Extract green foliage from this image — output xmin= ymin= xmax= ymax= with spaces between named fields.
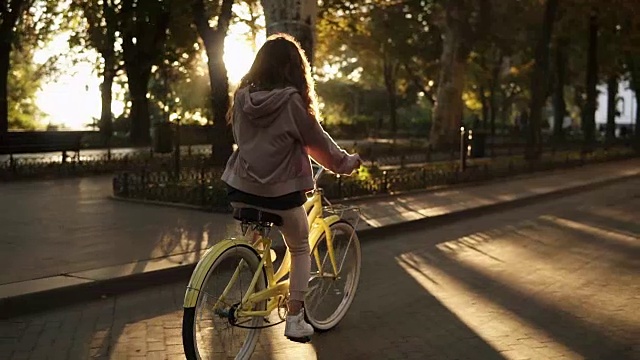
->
xmin=147 ymin=1 xmax=205 ymax=125
xmin=7 ymin=48 xmax=43 ymax=130
xmin=315 ymin=0 xmax=439 ymax=137
xmin=3 ymin=0 xmax=639 ymax=149
xmin=4 ymin=0 xmax=66 ymax=131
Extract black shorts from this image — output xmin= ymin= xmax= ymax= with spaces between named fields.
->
xmin=226 ymin=185 xmax=306 ymax=211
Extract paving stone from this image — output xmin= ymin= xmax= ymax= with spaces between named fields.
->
xmin=1 ymin=173 xmax=638 ymax=359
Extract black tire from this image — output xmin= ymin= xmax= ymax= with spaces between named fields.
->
xmin=182 ymin=245 xmax=266 ymax=359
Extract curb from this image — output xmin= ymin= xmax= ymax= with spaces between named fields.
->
xmin=1 ymin=172 xmax=638 ymax=319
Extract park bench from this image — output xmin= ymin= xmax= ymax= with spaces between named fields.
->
xmin=0 ymin=131 xmax=95 ymax=162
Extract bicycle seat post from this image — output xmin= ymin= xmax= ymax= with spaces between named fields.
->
xmin=255 ymin=223 xmax=272 ymax=239
xmin=241 ymin=221 xmax=272 ymax=239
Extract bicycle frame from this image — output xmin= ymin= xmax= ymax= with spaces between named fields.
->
xmin=216 ymin=187 xmax=342 ymax=319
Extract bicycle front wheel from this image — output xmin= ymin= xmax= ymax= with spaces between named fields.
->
xmin=183 ymin=245 xmax=266 ymax=360
xmin=305 ymin=220 xmax=362 ymax=331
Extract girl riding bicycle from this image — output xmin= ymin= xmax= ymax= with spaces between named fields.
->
xmin=221 ymin=33 xmax=361 ymax=341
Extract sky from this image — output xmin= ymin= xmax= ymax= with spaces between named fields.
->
xmin=33 ymin=22 xmax=265 ymax=130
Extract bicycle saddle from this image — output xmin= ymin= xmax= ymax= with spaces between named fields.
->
xmin=232 ymin=207 xmax=284 ymax=226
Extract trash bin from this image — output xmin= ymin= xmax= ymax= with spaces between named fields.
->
xmin=470 ymin=130 xmax=487 ymax=158
xmin=153 ymin=122 xmax=174 ymax=154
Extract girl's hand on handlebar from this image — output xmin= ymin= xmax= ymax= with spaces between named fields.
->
xmin=348 ymin=153 xmax=362 ymax=174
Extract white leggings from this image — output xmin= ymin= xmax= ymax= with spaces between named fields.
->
xmin=231 ymin=202 xmax=310 ymax=302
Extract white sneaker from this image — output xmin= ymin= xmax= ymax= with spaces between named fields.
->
xmin=284 ymin=309 xmax=314 ymax=341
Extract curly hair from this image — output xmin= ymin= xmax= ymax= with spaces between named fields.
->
xmin=228 ymin=33 xmax=319 ymax=124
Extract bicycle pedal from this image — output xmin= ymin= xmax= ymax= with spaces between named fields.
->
xmin=286 ymin=336 xmax=311 ymax=344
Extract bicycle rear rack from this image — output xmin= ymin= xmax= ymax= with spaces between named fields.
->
xmin=322 ymin=203 xmax=361 ymax=229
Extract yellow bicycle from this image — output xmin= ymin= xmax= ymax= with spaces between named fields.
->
xmin=182 ymin=166 xmax=362 ymax=359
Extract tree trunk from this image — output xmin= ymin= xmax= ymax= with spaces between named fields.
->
xmin=635 ymin=92 xmax=640 ymax=149
xmin=383 ymin=56 xmax=398 ymax=139
xmin=262 ymin=0 xmax=317 ymax=64
xmin=631 ymin=80 xmax=640 ymax=150
xmin=526 ymin=0 xmax=559 ymax=159
xmin=206 ymin=38 xmax=233 ymax=165
xmin=605 ymin=75 xmax=617 ymax=144
xmin=489 ymin=84 xmax=497 ymax=135
xmin=500 ymin=87 xmax=511 ymax=126
xmin=0 ymin=0 xmax=28 ymax=134
xmin=0 ymin=41 xmax=10 ymax=134
xmin=553 ymin=38 xmax=567 ymax=142
xmin=121 ymin=0 xmax=169 ymax=146
xmin=583 ymin=11 xmax=598 ymax=151
xmin=127 ymin=67 xmax=152 ymax=146
xmin=99 ymin=55 xmax=115 ymax=139
xmin=403 ymin=61 xmax=436 ymax=105
xmin=430 ymin=0 xmax=490 ymax=150
xmin=479 ymin=85 xmax=489 ymax=125
xmin=489 ymin=57 xmax=501 ymax=136
xmin=626 ymin=56 xmax=640 ymax=150
xmin=430 ymin=1 xmax=469 ymax=150
xmin=192 ymin=0 xmax=234 ymax=165
xmin=98 ymin=0 xmax=117 ymax=141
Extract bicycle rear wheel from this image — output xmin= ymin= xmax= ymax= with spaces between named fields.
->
xmin=183 ymin=245 xmax=266 ymax=360
xmin=305 ymin=220 xmax=361 ymax=331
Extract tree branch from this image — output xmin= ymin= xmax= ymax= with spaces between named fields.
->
xmin=402 ymin=60 xmax=436 ymax=104
xmin=191 ymin=0 xmax=215 ymax=44
xmin=1 ymin=0 xmax=26 ymax=41
xmin=217 ymin=0 xmax=234 ymax=36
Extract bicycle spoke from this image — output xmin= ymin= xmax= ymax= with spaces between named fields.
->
xmin=336 ymin=232 xmax=355 ymax=274
xmin=305 ymin=221 xmax=361 ymax=331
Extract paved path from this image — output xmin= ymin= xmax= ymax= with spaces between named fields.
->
xmin=0 ymin=159 xmax=638 ymax=300
xmin=1 ymin=176 xmax=638 ymax=359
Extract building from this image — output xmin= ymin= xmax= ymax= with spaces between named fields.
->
xmin=595 ymin=79 xmax=637 ymax=136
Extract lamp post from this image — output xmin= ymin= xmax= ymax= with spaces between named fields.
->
xmin=460 ymin=126 xmax=467 ymax=171
xmin=174 ymin=115 xmax=181 ymax=176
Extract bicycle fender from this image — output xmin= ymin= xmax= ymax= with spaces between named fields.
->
xmin=183 ymin=238 xmax=250 ymax=308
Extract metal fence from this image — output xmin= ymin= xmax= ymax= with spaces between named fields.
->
xmin=0 ymin=147 xmax=211 ymax=181
xmin=112 ymin=145 xmax=638 ymax=212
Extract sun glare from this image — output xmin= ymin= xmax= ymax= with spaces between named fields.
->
xmin=223 ymin=28 xmax=265 ymax=85
xmin=33 ymin=23 xmax=264 ymax=131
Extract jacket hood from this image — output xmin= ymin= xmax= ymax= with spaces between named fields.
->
xmin=237 ymin=86 xmax=299 ymax=127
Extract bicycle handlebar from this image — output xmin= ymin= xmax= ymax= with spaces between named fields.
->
xmin=312 ymin=158 xmax=361 ymax=184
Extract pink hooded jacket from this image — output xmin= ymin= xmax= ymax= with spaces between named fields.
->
xmin=221 ymin=86 xmax=358 ymax=197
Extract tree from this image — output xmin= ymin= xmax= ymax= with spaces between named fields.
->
xmin=7 ymin=47 xmax=43 ymax=130
xmin=551 ymin=36 xmax=568 ymax=141
xmin=630 ymin=58 xmax=640 ymax=148
xmin=619 ymin=4 xmax=640 ymax=148
xmin=69 ymin=0 xmax=119 ymax=141
xmin=318 ymin=2 xmax=403 ymax=138
xmin=526 ymin=0 xmax=559 ymax=159
xmin=597 ymin=8 xmax=627 ymax=145
xmin=191 ymin=0 xmax=234 ymax=165
xmin=120 ymin=0 xmax=170 ymax=146
xmin=1 ymin=0 xmax=31 ymax=133
xmin=315 ymin=0 xmax=439 ymax=138
xmin=2 ymin=0 xmax=62 ymax=133
xmin=581 ymin=10 xmax=598 ymax=151
xmin=429 ymin=0 xmax=490 ymax=150
xmin=467 ymin=0 xmax=537 ymax=136
xmin=148 ymin=0 xmax=202 ymax=124
xmin=370 ymin=2 xmax=438 ymax=139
